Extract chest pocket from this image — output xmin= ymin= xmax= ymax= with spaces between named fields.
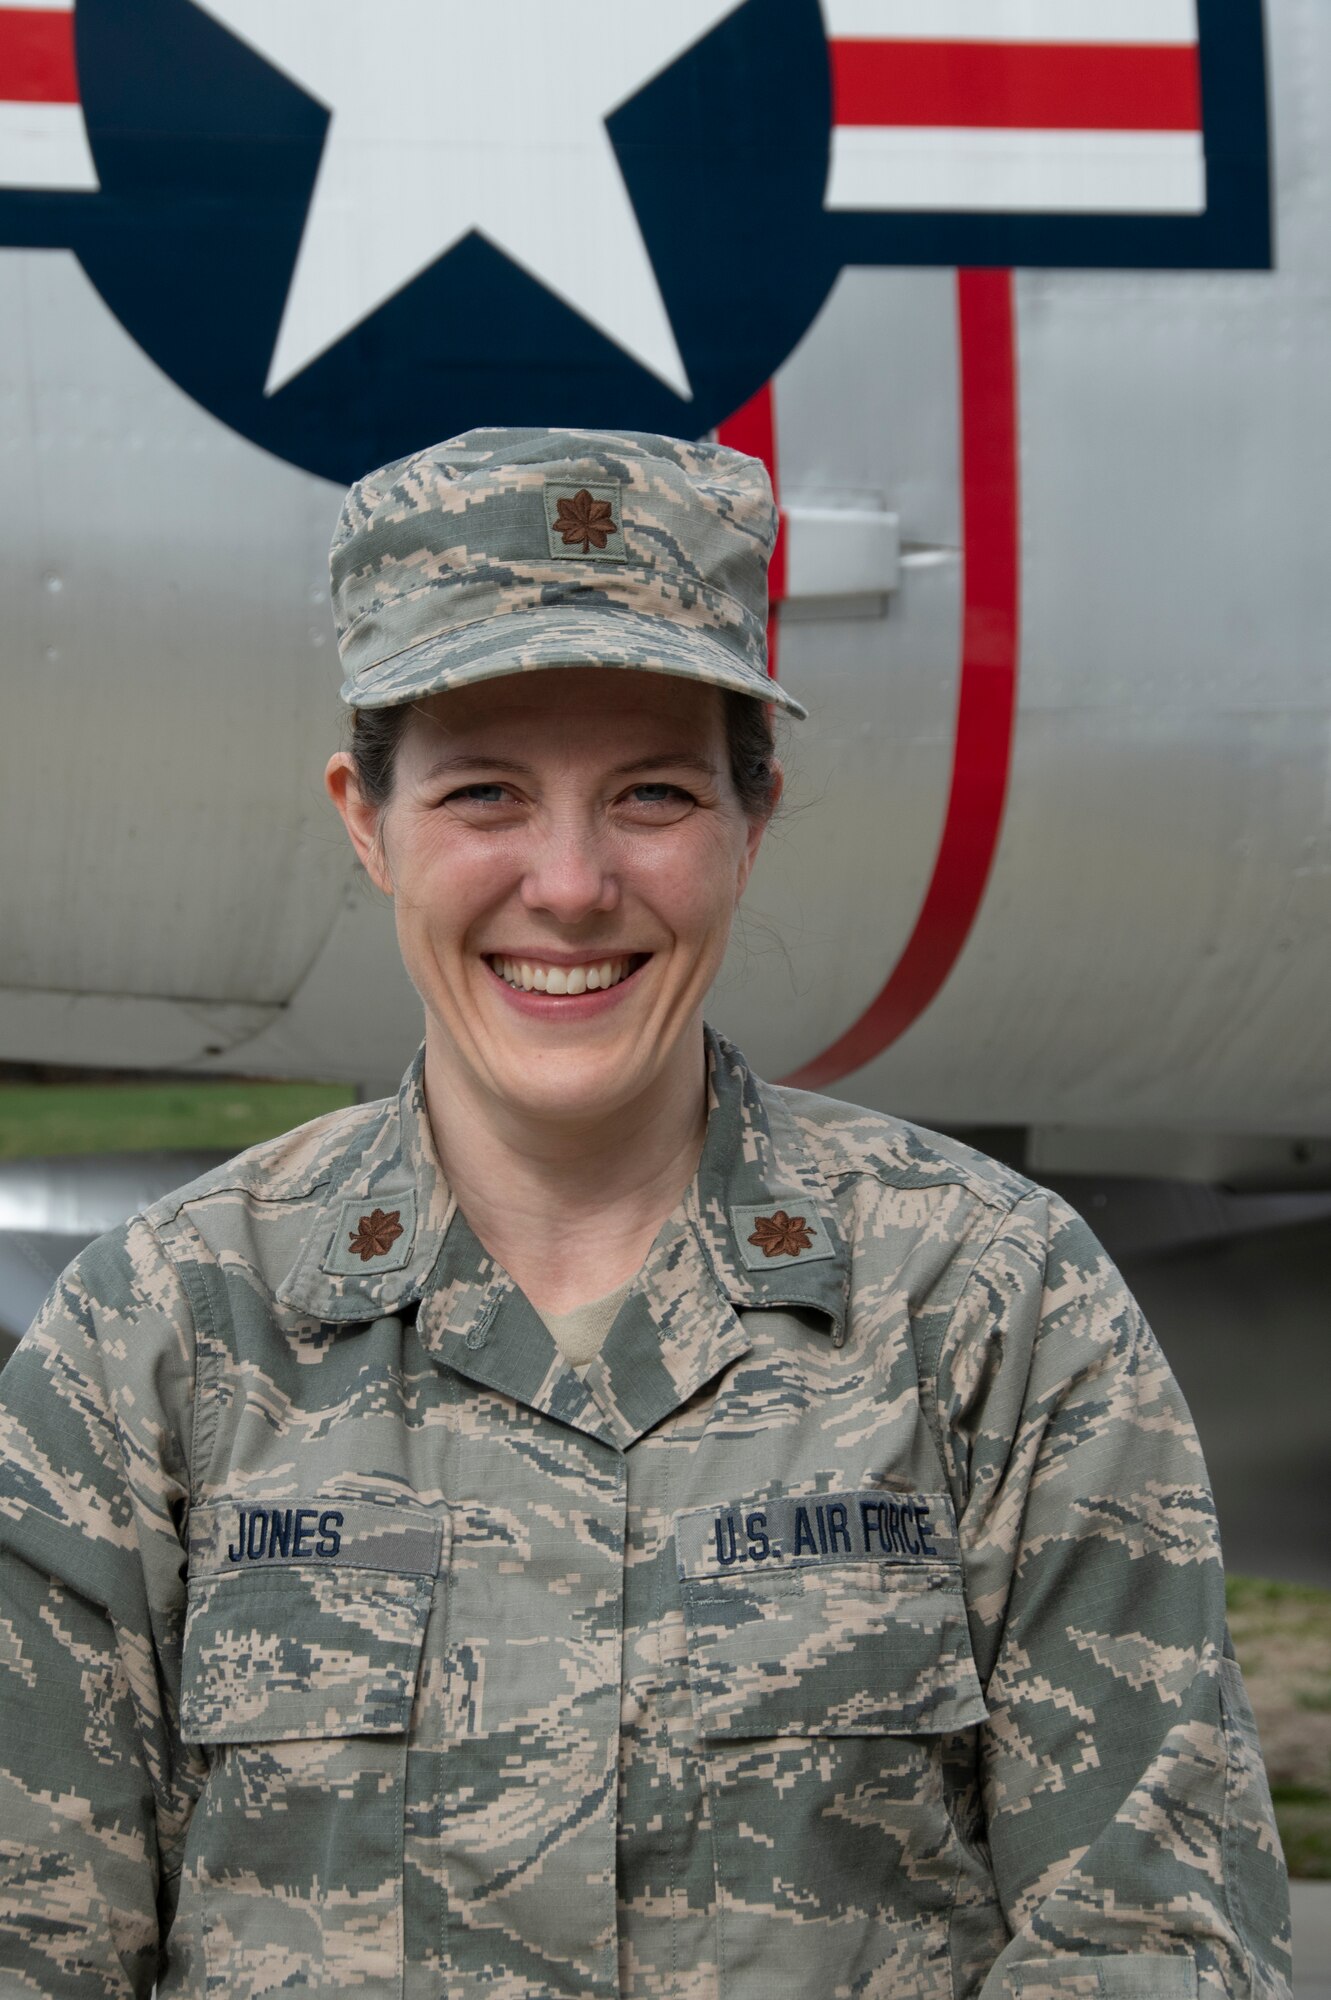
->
xmin=676 ymin=1488 xmax=987 ymax=2000
xmin=677 ymin=1486 xmax=986 ymax=1738
xmin=177 ymin=1499 xmax=445 ymax=2000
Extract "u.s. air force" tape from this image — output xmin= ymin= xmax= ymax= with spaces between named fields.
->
xmin=675 ymin=1489 xmax=959 ymax=1581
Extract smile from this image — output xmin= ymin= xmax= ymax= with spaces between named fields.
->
xmin=484 ymin=954 xmax=648 ymax=995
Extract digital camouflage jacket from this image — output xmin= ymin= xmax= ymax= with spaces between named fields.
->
xmin=0 ymin=1031 xmax=1292 ymax=2000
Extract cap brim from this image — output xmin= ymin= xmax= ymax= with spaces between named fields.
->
xmin=340 ymin=602 xmax=807 ymax=720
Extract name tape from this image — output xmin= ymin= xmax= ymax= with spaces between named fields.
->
xmin=189 ymin=1499 xmax=443 ymax=1578
xmin=676 ymin=1489 xmax=958 ymax=1581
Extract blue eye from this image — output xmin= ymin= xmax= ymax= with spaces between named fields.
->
xmin=449 ymin=784 xmax=508 ymax=804
xmin=630 ymin=783 xmax=689 ymax=804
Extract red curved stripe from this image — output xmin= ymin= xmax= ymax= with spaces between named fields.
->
xmin=780 ymin=267 xmax=1019 ymax=1092
xmin=715 ymin=380 xmax=786 ymax=679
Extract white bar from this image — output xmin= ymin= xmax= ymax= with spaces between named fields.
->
xmin=0 ymin=0 xmax=77 ymax=11
xmin=822 ymin=0 xmax=1197 ymax=45
xmin=827 ymin=126 xmax=1205 ymax=214
xmin=784 ymin=505 xmax=900 ymax=600
xmin=0 ymin=100 xmax=98 ymax=190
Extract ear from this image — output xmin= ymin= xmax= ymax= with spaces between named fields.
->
xmin=325 ymin=752 xmax=393 ymax=896
xmin=735 ymin=760 xmax=783 ymax=899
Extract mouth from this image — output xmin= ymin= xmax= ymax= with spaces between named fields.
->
xmin=483 ymin=952 xmax=650 ymax=997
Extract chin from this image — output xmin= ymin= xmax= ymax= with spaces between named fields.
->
xmin=492 ymin=1055 xmax=647 ymax=1123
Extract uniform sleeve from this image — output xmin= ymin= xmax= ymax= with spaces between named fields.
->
xmin=0 ymin=1217 xmax=201 ymax=1998
xmin=936 ymin=1191 xmax=1293 ymax=2000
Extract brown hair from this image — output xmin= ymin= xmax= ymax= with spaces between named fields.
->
xmin=348 ymin=682 xmax=780 ymax=822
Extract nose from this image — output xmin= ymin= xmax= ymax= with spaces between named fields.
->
xmin=518 ymin=812 xmax=619 ymax=925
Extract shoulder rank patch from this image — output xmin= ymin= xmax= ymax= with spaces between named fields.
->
xmin=675 ymin=1488 xmax=958 ymax=1580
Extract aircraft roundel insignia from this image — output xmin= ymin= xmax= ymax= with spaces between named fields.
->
xmin=73 ymin=0 xmax=840 ymax=483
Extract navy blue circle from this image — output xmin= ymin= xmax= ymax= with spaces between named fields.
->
xmin=74 ymin=0 xmax=838 ymax=484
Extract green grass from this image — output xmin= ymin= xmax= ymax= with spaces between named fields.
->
xmin=1228 ymin=1575 xmax=1331 ymax=1612
xmin=1227 ymin=1574 xmax=1331 ymax=1879
xmin=0 ymin=1081 xmax=357 ymax=1160
xmin=1271 ymin=1800 xmax=1331 ymax=1880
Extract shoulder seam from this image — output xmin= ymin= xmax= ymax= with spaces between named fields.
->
xmin=825 ymin=1159 xmax=1032 ymax=1218
xmin=770 ymin=1083 xmax=1035 ymax=1216
xmin=930 ymin=1187 xmax=1053 ymax=1380
xmin=919 ymin=1189 xmax=1053 ymax=1492
xmin=139 ymin=1209 xmax=214 ymax=1509
xmin=150 ymin=1174 xmax=337 ymax=1227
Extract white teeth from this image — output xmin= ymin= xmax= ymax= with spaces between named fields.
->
xmin=490 ymin=955 xmax=637 ymax=993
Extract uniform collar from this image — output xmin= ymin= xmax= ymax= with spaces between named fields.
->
xmin=275 ymin=1050 xmax=457 ymax=1325
xmin=278 ymin=1029 xmax=849 ymax=1447
xmin=686 ymin=1026 xmax=850 ymax=1346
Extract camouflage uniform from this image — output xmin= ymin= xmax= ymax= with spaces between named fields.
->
xmin=0 ymin=1030 xmax=1291 ymax=1999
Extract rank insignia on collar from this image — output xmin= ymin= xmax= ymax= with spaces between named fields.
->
xmin=730 ymin=1199 xmax=836 ymax=1272
xmin=320 ymin=1191 xmax=419 ymax=1278
xmin=747 ymin=1210 xmax=814 ymax=1259
xmin=348 ymin=1207 xmax=404 ymax=1262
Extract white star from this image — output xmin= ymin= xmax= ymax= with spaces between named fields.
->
xmin=187 ymin=0 xmax=747 ymax=398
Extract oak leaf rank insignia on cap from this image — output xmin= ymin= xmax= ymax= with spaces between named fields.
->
xmin=547 ymin=483 xmax=622 ymax=557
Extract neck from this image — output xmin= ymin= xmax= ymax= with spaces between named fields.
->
xmin=421 ymin=1024 xmax=708 ymax=1315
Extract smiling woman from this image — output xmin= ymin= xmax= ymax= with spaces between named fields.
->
xmin=0 ymin=428 xmax=1292 ymax=2000
xmin=325 ymin=665 xmax=778 ymax=1310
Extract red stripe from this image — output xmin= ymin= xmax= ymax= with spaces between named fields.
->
xmin=831 ymin=39 xmax=1200 ymax=132
xmin=0 ymin=8 xmax=79 ymax=104
xmin=780 ymin=268 xmax=1019 ymax=1092
xmin=716 ymin=382 xmax=786 ymax=681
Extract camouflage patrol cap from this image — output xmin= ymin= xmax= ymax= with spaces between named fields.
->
xmin=330 ymin=427 xmax=807 ymax=719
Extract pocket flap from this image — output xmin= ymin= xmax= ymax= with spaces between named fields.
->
xmin=181 ymin=1501 xmax=444 ymax=1745
xmin=1004 ymin=1955 xmax=1198 ymax=1999
xmin=678 ymin=1489 xmax=987 ymax=1739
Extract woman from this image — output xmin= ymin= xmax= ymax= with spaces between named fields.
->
xmin=0 ymin=429 xmax=1291 ymax=1999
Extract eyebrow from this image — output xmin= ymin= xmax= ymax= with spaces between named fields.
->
xmin=611 ymin=752 xmax=720 ymax=778
xmin=421 ymin=750 xmax=721 ymax=780
xmin=422 ymin=754 xmax=531 ymax=778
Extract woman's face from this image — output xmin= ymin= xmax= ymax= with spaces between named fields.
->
xmin=328 ymin=667 xmax=773 ymax=1132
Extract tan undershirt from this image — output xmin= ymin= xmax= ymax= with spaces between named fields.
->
xmin=536 ymin=1279 xmax=634 ymax=1369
